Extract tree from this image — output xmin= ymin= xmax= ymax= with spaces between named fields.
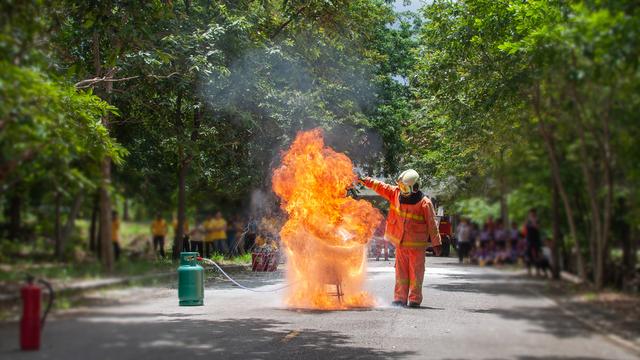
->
xmin=1 ymin=1 xmax=122 ymax=261
xmin=112 ymin=0 xmax=410 ymax=259
xmin=411 ymin=0 xmax=640 ymax=287
xmin=55 ymin=0 xmax=166 ymax=268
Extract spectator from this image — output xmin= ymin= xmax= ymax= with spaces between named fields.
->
xmin=204 ymin=211 xmax=228 ymax=257
xmin=494 ymin=219 xmax=508 ymax=264
xmin=494 ymin=219 xmax=507 ymax=250
xmin=456 ymin=218 xmax=472 ymax=264
xmin=509 ymin=221 xmax=520 ymax=262
xmin=486 ymin=215 xmax=496 ymax=235
xmin=111 ymin=210 xmax=121 ymax=261
xmin=189 ymin=221 xmax=205 ymax=256
xmin=525 ymin=208 xmax=542 ymax=276
xmin=478 ymin=223 xmax=492 ymax=265
xmin=172 ymin=214 xmax=190 ymax=253
xmin=469 ymin=222 xmax=480 ymax=263
xmin=151 ymin=214 xmax=168 ymax=258
xmin=538 ymin=237 xmax=553 ymax=278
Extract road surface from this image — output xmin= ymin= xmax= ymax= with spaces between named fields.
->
xmin=1 ymin=257 xmax=637 ymax=360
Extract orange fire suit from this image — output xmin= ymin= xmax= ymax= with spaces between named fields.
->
xmin=362 ymin=178 xmax=441 ymax=304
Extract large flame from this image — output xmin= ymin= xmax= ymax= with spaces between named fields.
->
xmin=272 ymin=128 xmax=382 ymax=310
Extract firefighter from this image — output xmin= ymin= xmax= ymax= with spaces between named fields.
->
xmin=360 ymin=169 xmax=441 ymax=308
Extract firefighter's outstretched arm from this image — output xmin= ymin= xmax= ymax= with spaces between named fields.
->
xmin=360 ymin=177 xmax=397 ymax=203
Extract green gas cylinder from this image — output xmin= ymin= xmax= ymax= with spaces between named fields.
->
xmin=178 ymin=252 xmax=204 ymax=306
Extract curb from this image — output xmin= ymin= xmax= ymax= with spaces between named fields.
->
xmin=0 ymin=263 xmax=250 ymax=306
xmin=0 ymin=272 xmax=174 ymax=306
xmin=526 ymin=286 xmax=640 ymax=357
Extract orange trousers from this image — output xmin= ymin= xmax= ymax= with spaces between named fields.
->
xmin=394 ymin=247 xmax=426 ymax=304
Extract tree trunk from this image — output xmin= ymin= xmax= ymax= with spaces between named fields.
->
xmin=595 ymin=241 xmax=605 ymax=288
xmin=176 ymin=158 xmax=188 ymax=259
xmin=173 ymin=92 xmax=184 ymax=260
xmin=60 ymin=193 xmax=84 ymax=259
xmin=54 ymin=191 xmax=62 ymax=258
xmin=97 ymin=72 xmax=114 ymax=271
xmin=123 ymin=198 xmax=130 ymax=221
xmin=99 ymin=156 xmax=113 ymax=270
xmin=599 ymin=106 xmax=614 ymax=289
xmin=539 ymin=122 xmax=585 ymax=279
xmin=620 ymin=193 xmax=636 ymax=290
xmin=551 ymin=178 xmax=562 ymax=280
xmin=629 ymin=224 xmax=638 ymax=291
xmin=89 ymin=191 xmax=99 ymax=252
xmin=575 ymin=120 xmax=604 ymax=287
xmin=620 ymin=208 xmax=631 ymax=280
xmin=499 ymin=182 xmax=508 ymax=226
xmin=568 ymin=76 xmax=616 ymax=289
xmin=6 ymin=192 xmax=22 ymax=241
xmin=499 ymin=150 xmax=508 ymax=225
xmin=531 ymin=82 xmax=585 ymax=279
xmin=92 ymin=27 xmax=117 ymax=270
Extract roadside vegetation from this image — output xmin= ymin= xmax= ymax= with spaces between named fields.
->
xmin=1 ymin=0 xmax=638 ymax=293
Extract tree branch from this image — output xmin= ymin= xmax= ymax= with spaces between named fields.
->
xmin=75 ymin=72 xmax=180 ymax=89
xmin=75 ymin=75 xmax=140 ymax=89
xmin=271 ymin=5 xmax=309 ymax=39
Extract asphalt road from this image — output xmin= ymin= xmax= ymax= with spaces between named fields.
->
xmin=1 ymin=257 xmax=637 ymax=360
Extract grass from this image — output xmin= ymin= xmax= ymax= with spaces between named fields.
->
xmin=0 ymin=219 xmax=179 ymax=283
xmin=209 ymin=252 xmax=252 ymax=265
xmin=0 ymin=258 xmax=175 ymax=283
xmin=76 ymin=219 xmax=158 ymax=247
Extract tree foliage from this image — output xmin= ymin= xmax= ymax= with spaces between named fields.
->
xmin=410 ymin=0 xmax=640 ymax=287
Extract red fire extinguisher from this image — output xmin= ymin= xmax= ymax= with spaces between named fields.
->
xmin=20 ymin=275 xmax=54 ymax=351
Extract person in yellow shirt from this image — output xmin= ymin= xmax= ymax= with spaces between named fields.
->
xmin=151 ymin=214 xmax=168 ymax=258
xmin=204 ymin=211 xmax=228 ymax=258
xmin=111 ymin=211 xmax=121 ymax=261
xmin=172 ymin=216 xmax=189 ymax=234
xmin=172 ymin=215 xmax=190 ymax=252
xmin=189 ymin=220 xmax=205 ymax=256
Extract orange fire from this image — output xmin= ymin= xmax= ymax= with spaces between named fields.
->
xmin=272 ymin=128 xmax=382 ymax=310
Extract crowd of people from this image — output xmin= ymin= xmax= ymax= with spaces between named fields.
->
xmin=455 ymin=208 xmax=552 ymax=276
xmin=185 ymin=211 xmax=282 ymax=258
xmin=109 ymin=209 xmax=282 ymax=261
xmin=108 ymin=204 xmax=551 ymax=278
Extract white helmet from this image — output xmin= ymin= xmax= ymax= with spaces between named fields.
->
xmin=397 ymin=169 xmax=420 ymax=195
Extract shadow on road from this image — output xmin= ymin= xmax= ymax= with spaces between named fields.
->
xmin=443 ymin=357 xmax=613 ymax=360
xmin=439 ymin=271 xmax=528 ymax=282
xmin=467 ymin=307 xmax=592 ymax=339
xmin=408 ymin=306 xmax=445 ymax=310
xmin=517 ymin=357 xmax=616 ymax=360
xmin=428 ymin=281 xmax=540 ymax=298
xmin=427 ymin=268 xmax=546 ymax=299
xmin=2 ymin=314 xmax=416 ymax=360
